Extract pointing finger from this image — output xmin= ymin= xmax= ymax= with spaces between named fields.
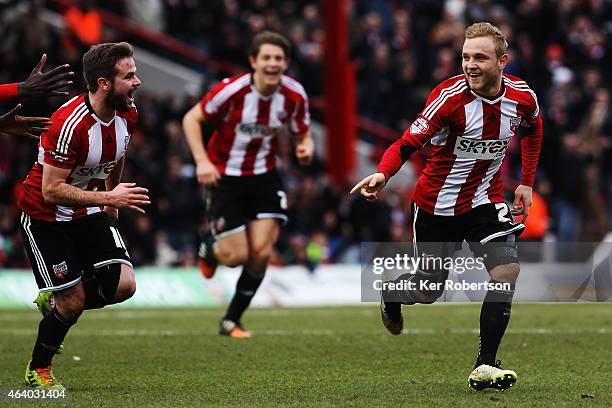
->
xmin=33 ymin=54 xmax=47 ymax=74
xmin=350 ymin=179 xmax=367 ymax=195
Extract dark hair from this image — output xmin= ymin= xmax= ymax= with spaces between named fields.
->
xmin=83 ymin=42 xmax=134 ymax=92
xmin=248 ymin=31 xmax=291 ymax=59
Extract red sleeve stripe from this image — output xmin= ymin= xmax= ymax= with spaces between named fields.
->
xmin=57 ymin=102 xmax=87 ymax=154
xmin=422 ymin=80 xmax=467 ymax=120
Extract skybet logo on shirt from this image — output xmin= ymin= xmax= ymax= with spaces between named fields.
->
xmin=236 ymin=123 xmax=280 ymax=138
xmin=453 ymin=136 xmax=510 ymax=160
xmin=71 ymin=161 xmax=118 ymax=180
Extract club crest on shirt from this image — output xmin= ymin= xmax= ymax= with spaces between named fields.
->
xmin=509 ymin=116 xmax=522 ymax=134
xmin=410 ymin=117 xmax=429 ymax=135
xmin=52 ymin=261 xmax=68 ymax=279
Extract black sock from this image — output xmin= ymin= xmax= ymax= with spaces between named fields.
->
xmin=82 ymin=274 xmax=106 ymax=310
xmin=477 ymin=281 xmax=515 ymax=366
xmin=224 ymin=266 xmax=264 ymax=323
xmin=31 ymin=308 xmax=74 ymax=369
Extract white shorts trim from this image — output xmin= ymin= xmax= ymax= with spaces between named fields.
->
xmin=21 ymin=213 xmax=54 ymax=288
xmin=93 ymin=259 xmax=133 ymax=269
xmin=256 ymin=213 xmax=288 ymax=224
xmin=480 ymin=223 xmax=525 ymax=244
xmin=39 ymin=276 xmax=82 ymax=293
xmin=213 ymin=225 xmax=246 ymax=240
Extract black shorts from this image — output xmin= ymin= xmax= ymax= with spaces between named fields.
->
xmin=20 ymin=212 xmax=131 ymax=292
xmin=412 ymin=202 xmax=525 ymax=260
xmin=207 ymin=171 xmax=288 ymax=238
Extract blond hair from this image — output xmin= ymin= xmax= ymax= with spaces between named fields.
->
xmin=465 ymin=22 xmax=508 ymax=57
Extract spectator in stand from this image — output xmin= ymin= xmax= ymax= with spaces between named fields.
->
xmin=63 ymin=0 xmax=102 ymax=52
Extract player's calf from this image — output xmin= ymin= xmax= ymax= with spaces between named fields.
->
xmin=54 ymin=284 xmax=85 ymax=322
xmin=33 ymin=292 xmax=65 ymax=355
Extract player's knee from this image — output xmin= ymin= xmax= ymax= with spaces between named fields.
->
xmin=96 ymin=262 xmax=123 ymax=303
xmin=480 ymin=234 xmax=520 ymax=282
xmin=219 ymin=247 xmax=248 ymax=267
xmin=114 ymin=267 xmax=136 ymax=302
xmin=490 ymin=263 xmax=520 ymax=284
xmin=215 ymin=244 xmax=248 ymax=268
xmin=249 ymin=243 xmax=273 ymax=266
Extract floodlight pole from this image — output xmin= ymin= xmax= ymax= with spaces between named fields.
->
xmin=323 ymin=0 xmax=356 ymax=186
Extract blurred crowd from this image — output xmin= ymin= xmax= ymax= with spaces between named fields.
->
xmin=0 ymin=0 xmax=610 ymax=269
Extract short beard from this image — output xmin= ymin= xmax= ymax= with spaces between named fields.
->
xmin=107 ymin=85 xmax=131 ymax=112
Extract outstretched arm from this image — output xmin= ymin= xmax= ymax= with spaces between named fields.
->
xmin=350 ymin=140 xmax=416 ymax=200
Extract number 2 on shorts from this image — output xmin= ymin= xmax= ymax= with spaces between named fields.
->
xmin=277 ymin=191 xmax=288 ymax=210
xmin=495 ymin=203 xmax=512 ymax=223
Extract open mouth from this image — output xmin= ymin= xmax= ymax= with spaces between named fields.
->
xmin=467 ymin=72 xmax=482 ymax=79
xmin=263 ymin=69 xmax=280 ymax=79
xmin=127 ymin=89 xmax=135 ymax=102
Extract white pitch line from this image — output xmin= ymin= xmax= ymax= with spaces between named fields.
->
xmin=0 ymin=327 xmax=611 ymax=337
xmin=0 ymin=328 xmax=335 ymax=337
xmin=0 ymin=308 xmax=379 ymax=321
xmin=403 ymin=327 xmax=612 ymax=334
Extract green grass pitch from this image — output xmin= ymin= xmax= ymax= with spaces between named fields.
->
xmin=0 ymin=304 xmax=611 ymax=407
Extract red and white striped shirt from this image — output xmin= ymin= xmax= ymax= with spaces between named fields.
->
xmin=18 ymin=94 xmax=137 ymax=221
xmin=200 ymin=73 xmax=310 ymax=176
xmin=378 ymin=74 xmax=543 ymax=216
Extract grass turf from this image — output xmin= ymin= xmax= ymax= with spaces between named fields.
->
xmin=0 ymin=303 xmax=611 ymax=407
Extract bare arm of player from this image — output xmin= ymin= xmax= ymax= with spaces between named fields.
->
xmin=103 ymin=156 xmax=126 ymax=222
xmin=349 ymin=173 xmax=387 ymax=201
xmin=294 ymin=130 xmax=314 ymax=165
xmin=42 ymin=163 xmax=150 ymax=213
xmin=182 ymin=102 xmax=221 ymax=186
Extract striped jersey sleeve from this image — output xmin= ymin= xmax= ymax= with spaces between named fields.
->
xmin=41 ymin=99 xmax=87 ymax=169
xmin=200 ymin=74 xmax=250 ymax=122
xmin=377 ymin=76 xmax=465 ymax=180
xmin=403 ymin=75 xmax=466 ymax=148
